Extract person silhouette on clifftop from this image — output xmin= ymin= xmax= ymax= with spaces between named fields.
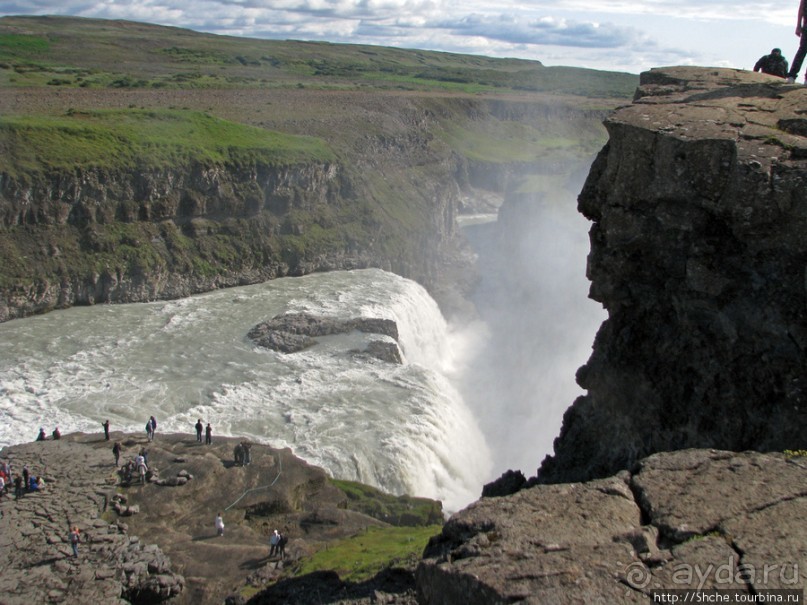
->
xmin=787 ymin=0 xmax=807 ymax=83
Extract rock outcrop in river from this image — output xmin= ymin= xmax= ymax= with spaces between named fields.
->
xmin=247 ymin=312 xmax=401 ymax=362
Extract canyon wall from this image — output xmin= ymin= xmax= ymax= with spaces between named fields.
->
xmin=0 ymin=94 xmax=608 ymax=322
xmin=539 ymin=67 xmax=807 ymax=483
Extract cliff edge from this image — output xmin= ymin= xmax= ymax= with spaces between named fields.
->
xmin=418 ymin=448 xmax=807 ymax=603
xmin=540 ymin=67 xmax=807 ymax=483
xmin=0 ymin=431 xmax=439 ymax=605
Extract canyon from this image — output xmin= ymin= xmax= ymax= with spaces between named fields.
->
xmin=3 ymin=15 xmax=806 ymax=604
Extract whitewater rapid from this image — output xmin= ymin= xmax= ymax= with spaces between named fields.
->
xmin=0 ymin=269 xmax=491 ymax=511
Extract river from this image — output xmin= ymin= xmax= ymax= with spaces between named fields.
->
xmin=0 ymin=191 xmax=604 ymax=511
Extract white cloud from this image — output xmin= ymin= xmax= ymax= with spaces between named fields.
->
xmin=0 ymin=0 xmax=798 ymax=73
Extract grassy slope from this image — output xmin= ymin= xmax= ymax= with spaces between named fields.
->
xmin=0 ymin=108 xmax=334 ymax=177
xmin=0 ymin=15 xmax=637 ymax=96
xmin=0 ymin=15 xmax=636 ymax=184
xmin=291 ymin=524 xmax=443 ymax=583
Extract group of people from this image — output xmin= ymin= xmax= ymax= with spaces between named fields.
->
xmin=0 ymin=460 xmax=45 ymax=500
xmin=106 ymin=416 xmax=216 ymax=474
xmin=212 ymin=516 xmax=287 ymax=559
xmin=35 ymin=427 xmax=61 ymax=441
xmin=754 ymin=0 xmax=807 ymax=84
xmin=115 ymin=445 xmax=151 ymax=484
xmin=34 ymin=416 xmax=216 ymax=453
xmin=145 ymin=416 xmax=157 ymax=441
xmin=2 ymin=455 xmax=81 ymax=558
xmin=121 ymin=416 xmax=214 ymax=444
xmin=268 ymin=528 xmax=288 ymax=559
xmin=194 ymin=419 xmax=213 ymax=445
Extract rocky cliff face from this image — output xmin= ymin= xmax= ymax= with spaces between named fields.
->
xmin=0 ymin=158 xmax=442 ymax=321
xmin=0 ymin=89 xmax=610 ymax=322
xmin=540 ymin=67 xmax=807 ymax=483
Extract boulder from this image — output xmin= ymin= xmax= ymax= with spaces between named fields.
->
xmin=247 ymin=312 xmax=399 ymax=354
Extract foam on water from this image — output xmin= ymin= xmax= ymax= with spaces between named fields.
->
xmin=0 ymin=268 xmax=490 ymax=511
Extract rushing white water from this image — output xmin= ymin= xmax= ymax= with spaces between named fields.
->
xmin=0 ymin=268 xmax=491 ymax=511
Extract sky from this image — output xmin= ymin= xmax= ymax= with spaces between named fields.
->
xmin=0 ymin=0 xmax=802 ymax=75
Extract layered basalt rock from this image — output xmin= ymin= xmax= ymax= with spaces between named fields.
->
xmin=417 ymin=449 xmax=807 ymax=603
xmin=540 ymin=67 xmax=807 ymax=483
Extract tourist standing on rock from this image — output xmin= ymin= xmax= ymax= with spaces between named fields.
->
xmin=215 ymin=512 xmax=225 ymax=537
xmin=113 ymin=442 xmax=122 ymax=466
xmin=269 ymin=529 xmax=280 ymax=556
xmin=135 ymin=452 xmax=148 ymax=484
xmin=205 ymin=423 xmax=212 ymax=445
xmin=146 ymin=416 xmax=157 ymax=441
xmin=22 ymin=465 xmax=29 ymax=490
xmin=103 ymin=419 xmax=110 ymax=441
xmin=277 ymin=532 xmax=287 ymax=559
xmin=787 ymin=0 xmax=807 ymax=83
xmin=69 ymin=526 xmax=80 ymax=558
xmin=14 ymin=474 xmax=23 ymax=499
xmin=195 ymin=419 xmax=203 ymax=442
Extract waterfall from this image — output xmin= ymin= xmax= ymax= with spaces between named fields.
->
xmin=0 ymin=268 xmax=491 ymax=511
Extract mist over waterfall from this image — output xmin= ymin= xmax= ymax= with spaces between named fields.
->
xmin=451 ymin=170 xmax=607 ymax=480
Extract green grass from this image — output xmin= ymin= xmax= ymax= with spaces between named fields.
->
xmin=331 ymin=479 xmax=444 ymax=527
xmin=293 ymin=524 xmax=442 ymax=582
xmin=0 ymin=15 xmax=638 ymax=96
xmin=0 ymin=108 xmax=334 ymax=175
xmin=0 ymin=33 xmax=50 ymax=58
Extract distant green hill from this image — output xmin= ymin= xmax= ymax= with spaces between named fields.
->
xmin=0 ymin=15 xmax=637 ymax=97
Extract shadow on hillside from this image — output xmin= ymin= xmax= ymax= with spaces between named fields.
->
xmin=246 ymin=568 xmax=416 ymax=604
xmin=191 ymin=534 xmax=224 ymax=542
xmin=238 ymin=555 xmax=278 ymax=570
